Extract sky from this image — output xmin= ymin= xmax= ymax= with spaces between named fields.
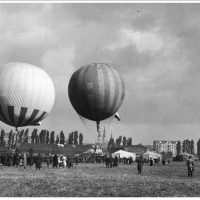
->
xmin=0 ymin=2 xmax=200 ymax=147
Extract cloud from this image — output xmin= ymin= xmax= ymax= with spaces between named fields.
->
xmin=108 ymin=28 xmax=163 ymax=53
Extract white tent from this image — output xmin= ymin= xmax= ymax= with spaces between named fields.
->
xmin=143 ymin=150 xmax=161 ymax=160
xmin=112 ymin=150 xmax=136 ymax=161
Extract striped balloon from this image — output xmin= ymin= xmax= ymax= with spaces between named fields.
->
xmin=0 ymin=62 xmax=55 ymax=129
xmin=68 ymin=63 xmax=125 ymax=122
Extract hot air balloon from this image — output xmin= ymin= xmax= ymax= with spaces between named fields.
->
xmin=68 ymin=63 xmax=125 ymax=136
xmin=0 ymin=62 xmax=55 ymax=130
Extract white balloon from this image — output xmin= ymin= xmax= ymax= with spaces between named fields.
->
xmin=0 ymin=62 xmax=55 ymax=129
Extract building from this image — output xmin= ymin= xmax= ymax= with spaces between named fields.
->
xmin=153 ymin=140 xmax=179 ymax=157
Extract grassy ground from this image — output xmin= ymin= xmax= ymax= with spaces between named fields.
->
xmin=0 ymin=161 xmax=200 ymax=197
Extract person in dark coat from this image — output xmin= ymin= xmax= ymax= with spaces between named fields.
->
xmin=15 ymin=153 xmax=20 ymax=167
xmin=105 ymin=155 xmax=110 ymax=168
xmin=186 ymin=156 xmax=194 ymax=177
xmin=30 ymin=155 xmax=34 ymax=166
xmin=35 ymin=153 xmax=42 ymax=171
xmin=162 ymin=157 xmax=165 ymax=165
xmin=150 ymin=157 xmax=153 ymax=166
xmin=53 ymin=154 xmax=58 ymax=168
xmin=137 ymin=155 xmax=144 ymax=174
xmin=113 ymin=156 xmax=118 ymax=167
xmin=129 ymin=157 xmax=133 ymax=165
xmin=67 ymin=155 xmax=73 ymax=168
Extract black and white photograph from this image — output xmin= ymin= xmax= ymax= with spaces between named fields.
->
xmin=0 ymin=1 xmax=199 ymax=197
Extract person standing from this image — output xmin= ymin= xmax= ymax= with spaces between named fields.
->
xmin=162 ymin=157 xmax=166 ymax=165
xmin=15 ymin=153 xmax=20 ymax=167
xmin=186 ymin=156 xmax=194 ymax=177
xmin=150 ymin=157 xmax=154 ymax=166
xmin=23 ymin=153 xmax=27 ymax=169
xmin=62 ymin=155 xmax=67 ymax=168
xmin=105 ymin=155 xmax=110 ymax=168
xmin=113 ymin=156 xmax=118 ymax=167
xmin=129 ymin=157 xmax=133 ymax=165
xmin=53 ymin=154 xmax=58 ymax=168
xmin=137 ymin=155 xmax=144 ymax=174
xmin=35 ymin=153 xmax=42 ymax=171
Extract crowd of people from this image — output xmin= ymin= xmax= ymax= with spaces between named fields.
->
xmin=0 ymin=151 xmax=195 ymax=177
xmin=104 ymin=155 xmax=133 ymax=168
xmin=0 ymin=151 xmax=79 ymax=170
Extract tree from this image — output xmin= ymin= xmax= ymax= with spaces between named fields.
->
xmin=116 ymin=138 xmax=120 ymax=146
xmin=39 ymin=130 xmax=43 ymax=143
xmin=8 ymin=130 xmax=13 ymax=148
xmin=50 ymin=131 xmax=55 ymax=144
xmin=0 ymin=129 xmax=5 ymax=146
xmin=74 ymin=131 xmax=78 ymax=144
xmin=118 ymin=136 xmax=122 ymax=146
xmin=11 ymin=133 xmax=16 ymax=149
xmin=40 ymin=130 xmax=47 ymax=143
xmin=79 ymin=133 xmax=83 ymax=145
xmin=191 ymin=140 xmax=195 ymax=154
xmin=182 ymin=139 xmax=191 ymax=154
xmin=71 ymin=132 xmax=74 ymax=144
xmin=45 ymin=131 xmax=50 ymax=144
xmin=127 ymin=137 xmax=132 ymax=146
xmin=122 ymin=136 xmax=126 ymax=146
xmin=176 ymin=141 xmax=181 ymax=156
xmin=108 ymin=136 xmax=115 ymax=153
xmin=59 ymin=131 xmax=65 ymax=144
xmin=56 ymin=135 xmax=59 ymax=144
xmin=19 ymin=129 xmax=24 ymax=143
xmin=68 ymin=133 xmax=72 ymax=144
xmin=116 ymin=136 xmax=122 ymax=147
xmin=197 ymin=139 xmax=200 ymax=160
xmin=35 ymin=132 xmax=39 ymax=143
xmin=23 ymin=128 xmax=29 ymax=143
xmin=31 ymin=129 xmax=35 ymax=143
xmin=68 ymin=132 xmax=74 ymax=144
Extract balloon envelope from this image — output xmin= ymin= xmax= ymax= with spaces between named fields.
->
xmin=68 ymin=63 xmax=125 ymax=122
xmin=0 ymin=62 xmax=55 ymax=128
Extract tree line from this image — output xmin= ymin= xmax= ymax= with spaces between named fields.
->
xmin=0 ymin=128 xmax=84 ymax=149
xmin=107 ymin=135 xmax=132 ymax=152
xmin=176 ymin=139 xmax=195 ymax=156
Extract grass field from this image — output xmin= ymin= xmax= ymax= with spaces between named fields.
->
xmin=0 ymin=161 xmax=200 ymax=197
